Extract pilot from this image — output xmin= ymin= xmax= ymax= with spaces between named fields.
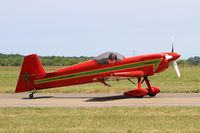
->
xmin=114 ymin=55 xmax=118 ymax=61
xmin=108 ymin=53 xmax=116 ymax=64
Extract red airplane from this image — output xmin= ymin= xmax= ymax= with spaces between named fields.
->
xmin=15 ymin=48 xmax=180 ymax=98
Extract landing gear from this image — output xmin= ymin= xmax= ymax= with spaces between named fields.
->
xmin=99 ymin=78 xmax=111 ymax=87
xmin=29 ymin=93 xmax=34 ymax=99
xmin=124 ymin=77 xmax=148 ymax=97
xmin=144 ymin=77 xmax=160 ymax=97
xmin=148 ymin=93 xmax=156 ymax=97
xmin=29 ymin=89 xmax=36 ymax=99
xmin=124 ymin=77 xmax=160 ymax=98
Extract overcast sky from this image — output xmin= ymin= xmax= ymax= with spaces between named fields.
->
xmin=0 ymin=0 xmax=199 ymax=59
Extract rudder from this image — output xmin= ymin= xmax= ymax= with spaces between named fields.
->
xmin=15 ymin=54 xmax=46 ymax=93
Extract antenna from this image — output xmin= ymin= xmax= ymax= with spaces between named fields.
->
xmin=132 ymin=50 xmax=136 ymax=56
xmin=171 ymin=35 xmax=175 ymax=52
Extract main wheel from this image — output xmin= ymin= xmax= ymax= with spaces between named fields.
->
xmin=147 ymin=87 xmax=160 ymax=97
xmin=124 ymin=88 xmax=147 ymax=98
xmin=136 ymin=96 xmax=144 ymax=98
xmin=148 ymin=93 xmax=156 ymax=97
xmin=29 ymin=94 xmax=34 ymax=99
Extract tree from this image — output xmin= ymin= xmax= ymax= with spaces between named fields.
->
xmin=188 ymin=56 xmax=200 ymax=66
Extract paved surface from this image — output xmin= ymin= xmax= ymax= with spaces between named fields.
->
xmin=0 ymin=93 xmax=200 ymax=107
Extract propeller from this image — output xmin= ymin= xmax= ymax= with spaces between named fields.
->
xmin=172 ymin=61 xmax=181 ymax=78
xmin=171 ymin=35 xmax=181 ymax=78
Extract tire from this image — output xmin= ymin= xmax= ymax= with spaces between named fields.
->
xmin=149 ymin=94 xmax=156 ymax=97
xmin=29 ymin=94 xmax=34 ymax=99
xmin=136 ymin=96 xmax=144 ymax=98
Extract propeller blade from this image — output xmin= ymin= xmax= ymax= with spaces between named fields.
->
xmin=172 ymin=61 xmax=181 ymax=78
xmin=171 ymin=35 xmax=175 ymax=52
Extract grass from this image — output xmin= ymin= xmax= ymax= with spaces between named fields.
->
xmin=0 ymin=66 xmax=200 ymax=93
xmin=0 ymin=107 xmax=200 ymax=133
xmin=1 ymin=67 xmax=200 ymax=133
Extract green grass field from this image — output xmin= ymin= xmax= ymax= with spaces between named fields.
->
xmin=0 ymin=66 xmax=200 ymax=93
xmin=1 ymin=66 xmax=200 ymax=133
xmin=0 ymin=107 xmax=200 ymax=133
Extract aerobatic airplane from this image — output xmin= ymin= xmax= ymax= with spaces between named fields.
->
xmin=15 ymin=47 xmax=180 ymax=98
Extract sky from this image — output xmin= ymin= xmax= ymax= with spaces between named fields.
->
xmin=0 ymin=0 xmax=200 ymax=59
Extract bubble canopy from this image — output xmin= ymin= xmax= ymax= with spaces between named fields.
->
xmin=93 ymin=52 xmax=125 ymax=64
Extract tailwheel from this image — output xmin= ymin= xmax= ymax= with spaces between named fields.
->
xmin=29 ymin=89 xmax=36 ymax=99
xmin=29 ymin=93 xmax=34 ymax=99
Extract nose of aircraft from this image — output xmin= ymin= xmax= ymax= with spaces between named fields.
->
xmin=164 ymin=52 xmax=181 ymax=62
xmin=171 ymin=52 xmax=181 ymax=61
xmin=163 ymin=52 xmax=181 ymax=78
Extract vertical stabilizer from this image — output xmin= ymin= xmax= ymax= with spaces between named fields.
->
xmin=15 ymin=54 xmax=46 ymax=93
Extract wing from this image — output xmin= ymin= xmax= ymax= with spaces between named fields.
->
xmin=97 ymin=70 xmax=145 ymax=87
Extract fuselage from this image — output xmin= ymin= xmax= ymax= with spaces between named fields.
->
xmin=33 ymin=52 xmax=180 ymax=90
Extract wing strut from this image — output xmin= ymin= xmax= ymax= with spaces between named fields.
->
xmin=128 ymin=79 xmax=135 ymax=85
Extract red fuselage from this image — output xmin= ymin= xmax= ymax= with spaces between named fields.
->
xmin=33 ymin=52 xmax=180 ymax=91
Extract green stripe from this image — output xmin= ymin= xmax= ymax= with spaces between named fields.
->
xmin=35 ymin=58 xmax=161 ymax=84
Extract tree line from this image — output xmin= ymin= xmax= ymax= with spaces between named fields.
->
xmin=0 ymin=53 xmax=93 ymax=66
xmin=177 ymin=56 xmax=200 ymax=66
xmin=0 ymin=53 xmax=199 ymax=66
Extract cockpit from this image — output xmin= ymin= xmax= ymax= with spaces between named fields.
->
xmin=94 ymin=52 xmax=125 ymax=64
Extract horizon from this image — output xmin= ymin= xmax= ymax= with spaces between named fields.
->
xmin=1 ymin=52 xmax=199 ymax=60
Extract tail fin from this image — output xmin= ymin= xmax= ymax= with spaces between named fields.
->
xmin=15 ymin=54 xmax=46 ymax=93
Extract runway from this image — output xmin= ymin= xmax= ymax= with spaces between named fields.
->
xmin=0 ymin=93 xmax=200 ymax=107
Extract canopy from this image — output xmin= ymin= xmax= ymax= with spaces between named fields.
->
xmin=94 ymin=52 xmax=125 ymax=64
